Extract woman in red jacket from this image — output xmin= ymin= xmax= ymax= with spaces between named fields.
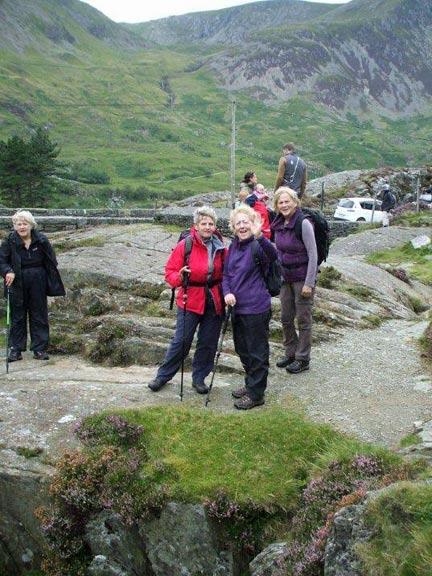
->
xmin=148 ymin=206 xmax=226 ymax=394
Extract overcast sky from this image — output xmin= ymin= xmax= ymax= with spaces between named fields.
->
xmin=82 ymin=0 xmax=349 ymax=24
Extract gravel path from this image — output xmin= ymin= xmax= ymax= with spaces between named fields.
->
xmin=269 ymin=318 xmax=432 ymax=449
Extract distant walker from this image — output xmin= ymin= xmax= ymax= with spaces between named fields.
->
xmin=274 ymin=142 xmax=307 ymax=199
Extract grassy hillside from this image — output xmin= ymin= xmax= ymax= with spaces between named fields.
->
xmin=0 ymin=0 xmax=431 ymax=208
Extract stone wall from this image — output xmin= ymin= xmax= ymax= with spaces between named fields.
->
xmin=0 ymin=208 xmax=359 ymax=239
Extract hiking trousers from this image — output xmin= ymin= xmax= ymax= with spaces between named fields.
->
xmin=231 ymin=309 xmax=271 ymax=401
xmin=156 ymin=300 xmax=223 ymax=385
xmin=280 ymin=280 xmax=314 ymax=362
xmin=10 ymin=267 xmax=49 ymax=353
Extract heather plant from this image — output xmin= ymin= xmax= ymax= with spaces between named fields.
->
xmin=73 ymin=414 xmax=144 ymax=448
xmin=392 ymin=202 xmax=431 ymax=220
xmin=276 ymin=454 xmax=416 ymax=576
xmin=36 ymin=414 xmax=172 ymax=575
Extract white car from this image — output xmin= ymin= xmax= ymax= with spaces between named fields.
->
xmin=333 ymin=197 xmax=384 ymax=223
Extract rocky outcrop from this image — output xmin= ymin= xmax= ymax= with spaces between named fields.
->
xmin=323 ymin=503 xmax=372 ymax=576
xmin=0 ymin=455 xmax=52 ymax=575
xmin=249 ymin=542 xmax=288 ymax=576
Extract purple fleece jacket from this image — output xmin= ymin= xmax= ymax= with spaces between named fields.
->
xmin=222 ymin=234 xmax=277 ymax=315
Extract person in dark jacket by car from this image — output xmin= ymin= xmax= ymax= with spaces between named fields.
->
xmin=380 ymin=183 xmax=396 ymax=227
xmin=0 ymin=210 xmax=65 ymax=362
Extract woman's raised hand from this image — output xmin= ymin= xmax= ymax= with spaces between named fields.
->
xmin=251 ymin=216 xmax=263 ymax=239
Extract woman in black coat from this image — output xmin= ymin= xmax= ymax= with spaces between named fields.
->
xmin=0 ymin=210 xmax=65 ymax=362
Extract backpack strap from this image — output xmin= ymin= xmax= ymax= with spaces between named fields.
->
xmin=294 ymin=213 xmax=305 ymax=243
xmin=183 ymin=234 xmax=193 ymax=267
xmin=293 ymin=210 xmax=315 ymax=243
xmin=250 ymin=239 xmax=265 ymax=278
xmin=170 ymin=235 xmax=194 ymax=310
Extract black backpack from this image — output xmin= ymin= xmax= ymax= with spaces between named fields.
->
xmin=250 ymin=239 xmax=282 ymax=297
xmin=294 ymin=208 xmax=330 ymax=266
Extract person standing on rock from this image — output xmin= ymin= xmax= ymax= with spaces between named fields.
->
xmin=0 ymin=210 xmax=65 ymax=362
xmin=148 ymin=206 xmax=226 ymax=394
xmin=223 ymin=205 xmax=278 ymax=409
xmin=271 ymin=187 xmax=317 ymax=374
xmin=274 ymin=143 xmax=307 ymax=199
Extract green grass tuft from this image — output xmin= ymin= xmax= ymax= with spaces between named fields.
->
xmin=357 ymin=482 xmax=432 ymax=576
xmin=366 ymin=241 xmax=432 ymax=285
xmin=88 ymin=405 xmax=401 ymax=507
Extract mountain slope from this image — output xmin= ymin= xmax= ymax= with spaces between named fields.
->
xmin=0 ymin=0 xmax=431 ymax=207
xmin=132 ymin=0 xmax=432 ymax=116
xmin=0 ymin=0 xmax=147 ymax=54
xmin=128 ymin=0 xmax=336 ymax=46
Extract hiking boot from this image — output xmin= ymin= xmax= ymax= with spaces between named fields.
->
xmin=276 ymin=356 xmax=295 ymax=368
xmin=234 ymin=395 xmax=265 ymax=410
xmin=34 ymin=351 xmax=49 ymax=360
xmin=286 ymin=360 xmax=310 ymax=374
xmin=8 ymin=349 xmax=22 ymax=362
xmin=148 ymin=378 xmax=169 ymax=392
xmin=192 ymin=381 xmax=209 ymax=394
xmin=231 ymin=386 xmax=248 ymax=399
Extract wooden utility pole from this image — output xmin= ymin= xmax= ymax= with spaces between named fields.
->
xmin=230 ymin=99 xmax=236 ymax=209
xmin=415 ymin=171 xmax=421 ymax=213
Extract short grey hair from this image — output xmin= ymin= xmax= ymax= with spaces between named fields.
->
xmin=229 ymin=204 xmax=257 ymax=233
xmin=12 ymin=210 xmax=37 ymax=229
xmin=193 ymin=206 xmax=217 ymax=225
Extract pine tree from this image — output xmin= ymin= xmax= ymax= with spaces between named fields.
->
xmin=0 ymin=128 xmax=60 ymax=207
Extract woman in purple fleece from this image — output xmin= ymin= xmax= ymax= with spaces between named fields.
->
xmin=270 ymin=187 xmax=318 ymax=374
xmin=223 ymin=205 xmax=278 ymax=410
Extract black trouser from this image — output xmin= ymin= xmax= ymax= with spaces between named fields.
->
xmin=231 ymin=309 xmax=271 ymax=401
xmin=10 ymin=267 xmax=49 ymax=353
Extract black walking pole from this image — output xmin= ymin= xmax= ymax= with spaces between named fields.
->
xmin=179 ymin=273 xmax=190 ymax=402
xmin=5 ymin=287 xmax=11 ymax=374
xmin=205 ymin=305 xmax=232 ymax=407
